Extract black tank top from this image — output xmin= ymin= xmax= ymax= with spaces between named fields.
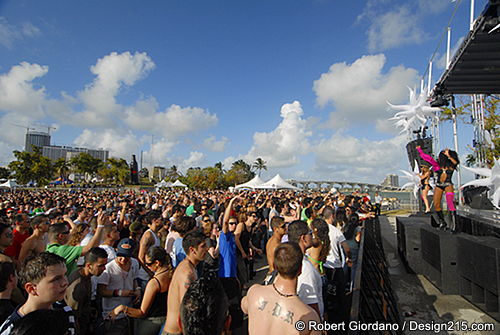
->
xmin=238 ymin=226 xmax=251 ymax=256
xmin=147 ymin=277 xmax=168 ymax=318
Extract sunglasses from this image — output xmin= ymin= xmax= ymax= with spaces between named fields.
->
xmin=203 ymin=219 xmax=211 ymax=223
xmin=249 ymin=213 xmax=258 ymax=218
xmin=279 ymin=224 xmax=287 ymax=229
xmin=145 ymin=261 xmax=155 ymax=266
xmin=228 ymin=221 xmax=237 ymax=225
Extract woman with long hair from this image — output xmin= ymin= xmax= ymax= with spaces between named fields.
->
xmin=110 ymin=246 xmax=172 ymax=335
xmin=307 ymin=218 xmax=331 ymax=277
xmin=420 ymin=165 xmax=433 ymax=213
xmin=68 ymin=223 xmax=90 ymax=246
xmin=234 ymin=205 xmax=262 ymax=288
xmin=417 ymin=146 xmax=460 ymax=230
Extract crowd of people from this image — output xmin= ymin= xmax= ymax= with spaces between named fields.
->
xmin=0 ymin=188 xmax=376 ymax=335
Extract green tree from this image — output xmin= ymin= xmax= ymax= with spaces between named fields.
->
xmin=53 ymin=158 xmax=71 ymax=180
xmin=440 ymin=96 xmax=499 ymax=167
xmin=184 ymin=166 xmax=226 ymax=190
xmin=252 ymin=157 xmax=267 ymax=177
xmin=8 ymin=147 xmax=53 ymax=185
xmin=184 ymin=167 xmax=203 ymax=189
xmin=224 ymin=159 xmax=254 ymax=186
xmin=0 ymin=167 xmax=10 ymax=180
xmin=70 ymin=153 xmax=102 ymax=181
xmin=214 ymin=162 xmax=225 ymax=173
xmin=99 ymin=157 xmax=130 ymax=184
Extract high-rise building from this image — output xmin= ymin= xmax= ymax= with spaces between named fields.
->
xmin=24 ymin=130 xmax=109 ymax=162
xmin=25 ymin=131 xmax=51 ymax=152
xmin=45 ymin=146 xmax=109 ymax=162
xmin=381 ymin=174 xmax=399 ymax=188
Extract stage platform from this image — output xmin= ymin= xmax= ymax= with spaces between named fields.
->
xmin=395 ymin=211 xmax=500 ymax=322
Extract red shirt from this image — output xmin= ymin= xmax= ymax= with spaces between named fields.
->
xmin=4 ymin=229 xmax=30 ymax=259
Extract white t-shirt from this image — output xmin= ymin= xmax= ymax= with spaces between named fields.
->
xmin=96 ymin=258 xmax=140 ymax=319
xmin=297 ymin=256 xmax=324 ymax=318
xmin=99 ymin=244 xmax=117 ymax=262
xmin=324 ymin=224 xmax=346 ymax=269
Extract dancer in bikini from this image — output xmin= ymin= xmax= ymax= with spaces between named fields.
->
xmin=417 ymin=146 xmax=460 ymax=231
xmin=419 ymin=165 xmax=433 ymax=213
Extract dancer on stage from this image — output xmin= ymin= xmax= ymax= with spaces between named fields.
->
xmin=419 ymin=165 xmax=433 ymax=213
xmin=417 ymin=146 xmax=460 ymax=230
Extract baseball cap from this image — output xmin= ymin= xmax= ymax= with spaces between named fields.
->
xmin=116 ymin=238 xmax=137 ymax=257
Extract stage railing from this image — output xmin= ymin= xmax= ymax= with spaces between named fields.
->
xmin=348 ymin=217 xmax=403 ymax=335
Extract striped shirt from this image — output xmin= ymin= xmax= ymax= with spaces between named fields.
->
xmin=0 ymin=301 xmax=75 ymax=335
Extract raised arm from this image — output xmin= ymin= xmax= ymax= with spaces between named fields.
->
xmin=416 ymin=146 xmax=439 ymax=172
xmin=81 ymin=212 xmax=106 ymax=256
xmin=222 ymin=196 xmax=238 ymax=234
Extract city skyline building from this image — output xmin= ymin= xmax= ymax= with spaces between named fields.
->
xmin=25 ymin=130 xmax=109 ymax=162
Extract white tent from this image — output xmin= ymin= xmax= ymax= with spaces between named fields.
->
xmin=255 ymin=174 xmax=300 ymax=190
xmin=234 ymin=175 xmax=265 ymax=190
xmin=171 ymin=180 xmax=188 ymax=188
xmin=155 ymin=180 xmax=172 ymax=188
xmin=0 ymin=180 xmax=21 ymax=188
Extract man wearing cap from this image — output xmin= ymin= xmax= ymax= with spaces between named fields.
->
xmin=96 ymin=238 xmax=141 ymax=335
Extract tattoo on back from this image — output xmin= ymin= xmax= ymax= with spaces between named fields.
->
xmin=272 ymin=303 xmax=281 ymax=317
xmin=258 ymin=300 xmax=268 ymax=311
xmin=258 ymin=300 xmax=294 ymax=325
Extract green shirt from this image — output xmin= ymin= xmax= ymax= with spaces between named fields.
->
xmin=185 ymin=205 xmax=195 ymax=217
xmin=46 ymin=243 xmax=83 ymax=275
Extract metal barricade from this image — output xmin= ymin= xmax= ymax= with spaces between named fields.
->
xmin=348 ymin=217 xmax=403 ymax=335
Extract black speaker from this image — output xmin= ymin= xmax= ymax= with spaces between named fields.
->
xmin=406 ymin=138 xmax=433 ymax=171
xmin=457 ymin=235 xmax=500 ymax=314
xmin=420 ymin=225 xmax=459 ymax=294
xmin=462 ymin=186 xmax=495 ymax=210
xmin=396 ymin=217 xmax=428 ymax=274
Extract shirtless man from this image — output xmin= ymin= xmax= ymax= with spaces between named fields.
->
xmin=162 ymin=230 xmax=207 ymax=335
xmin=18 ymin=215 xmax=50 ymax=264
xmin=242 ymin=242 xmax=321 ymax=335
xmin=265 ymin=216 xmax=286 ymax=274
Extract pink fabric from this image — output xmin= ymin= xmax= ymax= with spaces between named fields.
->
xmin=446 ymin=192 xmax=456 ymax=211
xmin=417 ymin=147 xmax=439 ymax=172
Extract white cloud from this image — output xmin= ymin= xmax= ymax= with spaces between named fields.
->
xmin=203 ymin=136 xmax=229 ymax=152
xmin=417 ymin=0 xmax=452 ymax=14
xmin=366 ymin=6 xmax=427 ymax=52
xmin=142 ymin=138 xmax=179 ymax=167
xmin=75 ymin=51 xmax=155 ymax=127
xmin=244 ymin=101 xmax=311 ymax=168
xmin=313 ymin=54 xmax=419 ymax=129
xmin=435 ymin=36 xmax=465 ymax=70
xmin=181 ymin=151 xmax=206 ymax=171
xmin=313 ymin=133 xmax=408 ymax=183
xmin=124 ymin=100 xmax=218 ymax=139
xmin=0 ymin=17 xmax=41 ymax=49
xmin=0 ymin=62 xmax=48 ymax=117
xmin=73 ymin=128 xmax=141 ymax=159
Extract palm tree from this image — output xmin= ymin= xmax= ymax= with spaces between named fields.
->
xmin=252 ymin=157 xmax=267 ymax=177
xmin=53 ymin=158 xmax=70 ymax=180
xmin=214 ymin=162 xmax=225 ymax=173
xmin=166 ymin=165 xmax=182 ymax=182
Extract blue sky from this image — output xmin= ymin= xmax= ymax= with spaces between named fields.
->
xmin=0 ymin=0 xmax=484 ymax=184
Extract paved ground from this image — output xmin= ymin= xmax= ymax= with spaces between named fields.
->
xmin=380 ymin=216 xmax=499 ymax=335
xmin=233 ymin=217 xmax=499 ymax=335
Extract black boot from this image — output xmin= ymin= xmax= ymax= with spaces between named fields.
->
xmin=436 ymin=210 xmax=447 ymax=230
xmin=449 ymin=211 xmax=458 ymax=233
